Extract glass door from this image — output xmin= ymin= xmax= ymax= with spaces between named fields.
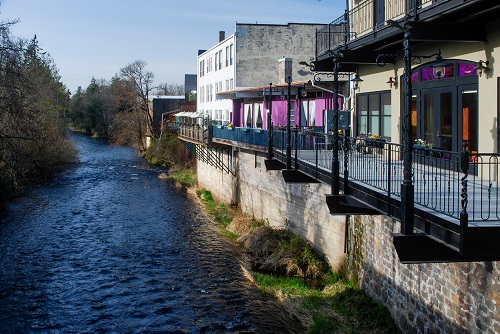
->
xmin=420 ymin=87 xmax=456 ymax=151
xmin=458 ymin=85 xmax=478 ymax=154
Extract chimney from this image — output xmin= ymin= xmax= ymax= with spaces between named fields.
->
xmin=278 ymin=57 xmax=293 ymax=84
xmin=219 ymin=31 xmax=225 ymax=43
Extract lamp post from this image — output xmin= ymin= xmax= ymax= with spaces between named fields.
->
xmin=267 ymin=82 xmax=273 ymax=160
xmin=376 ymin=22 xmax=449 ymax=235
xmin=400 ymin=31 xmax=414 ymax=235
xmin=286 ymin=75 xmax=292 ymax=170
xmin=332 ymin=56 xmax=341 ymax=195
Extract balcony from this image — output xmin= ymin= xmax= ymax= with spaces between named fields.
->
xmin=178 ymin=124 xmax=500 ymax=263
xmin=315 ymin=0 xmax=485 ymax=61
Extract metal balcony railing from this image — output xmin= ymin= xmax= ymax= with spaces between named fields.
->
xmin=316 ymin=0 xmax=453 ymax=59
xmin=270 ymin=129 xmax=500 ymax=225
xmin=180 ymin=125 xmax=500 ymax=226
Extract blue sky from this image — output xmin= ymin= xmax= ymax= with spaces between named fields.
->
xmin=1 ymin=0 xmax=345 ymax=93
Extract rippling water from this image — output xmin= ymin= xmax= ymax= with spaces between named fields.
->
xmin=0 ymin=132 xmax=302 ymax=333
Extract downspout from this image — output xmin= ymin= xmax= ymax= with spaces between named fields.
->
xmin=310 ymin=80 xmax=351 ymax=110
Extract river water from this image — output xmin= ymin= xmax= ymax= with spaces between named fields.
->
xmin=0 ymin=132 xmax=302 ymax=333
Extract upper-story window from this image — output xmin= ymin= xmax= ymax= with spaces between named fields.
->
xmin=199 ymin=60 xmax=205 ymax=77
xmin=229 ymin=44 xmax=233 ymax=65
xmin=215 ymin=53 xmax=219 ymax=71
xmin=225 ymin=46 xmax=229 ymax=67
xmin=207 ymin=57 xmax=213 ymax=73
xmin=218 ymin=50 xmax=222 ymax=70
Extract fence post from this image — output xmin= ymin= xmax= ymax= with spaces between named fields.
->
xmin=459 ymin=141 xmax=470 ymax=255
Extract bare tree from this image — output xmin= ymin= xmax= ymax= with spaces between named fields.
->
xmin=119 ymin=60 xmax=154 ymax=150
xmin=154 ymin=82 xmax=184 ymax=96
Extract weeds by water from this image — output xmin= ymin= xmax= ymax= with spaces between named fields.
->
xmin=169 ymin=169 xmax=196 ymax=187
xmin=195 ymin=189 xmax=399 ymax=334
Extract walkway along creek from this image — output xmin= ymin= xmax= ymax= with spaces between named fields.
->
xmin=0 ymin=132 xmax=302 ymax=333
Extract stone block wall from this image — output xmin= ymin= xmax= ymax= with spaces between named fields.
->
xmin=348 ymin=215 xmax=500 ymax=334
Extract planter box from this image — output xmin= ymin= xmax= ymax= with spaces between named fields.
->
xmin=227 ymin=127 xmax=234 ymax=131
xmin=364 ymin=138 xmax=386 ymax=148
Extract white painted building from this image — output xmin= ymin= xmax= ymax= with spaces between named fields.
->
xmin=197 ymin=32 xmax=235 ymax=125
xmin=197 ymin=23 xmax=326 ymax=125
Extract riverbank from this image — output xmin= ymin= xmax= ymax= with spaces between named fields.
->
xmin=167 ymin=169 xmax=399 ymax=334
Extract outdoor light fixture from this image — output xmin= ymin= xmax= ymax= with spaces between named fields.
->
xmin=387 ymin=77 xmax=396 ymax=88
xmin=430 ymin=49 xmax=449 ymax=79
xmin=300 ymin=84 xmax=307 ymax=98
xmin=280 ymin=89 xmax=286 ymax=100
xmin=474 ymin=60 xmax=489 ymax=77
xmin=351 ymin=70 xmax=363 ymax=90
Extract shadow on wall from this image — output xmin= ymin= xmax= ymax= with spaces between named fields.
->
xmin=348 ymin=215 xmax=499 ymax=333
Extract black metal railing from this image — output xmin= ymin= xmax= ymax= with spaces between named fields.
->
xmin=180 ymin=125 xmax=500 ymax=225
xmin=316 ymin=12 xmax=352 ymax=57
xmin=270 ymin=129 xmax=500 ymax=225
xmin=316 ymin=0 xmax=450 ymax=60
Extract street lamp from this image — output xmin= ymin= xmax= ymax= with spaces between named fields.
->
xmin=376 ymin=23 xmax=450 ymax=235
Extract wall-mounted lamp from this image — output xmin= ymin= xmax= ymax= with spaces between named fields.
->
xmin=474 ymin=60 xmax=489 ymax=77
xmin=351 ymin=70 xmax=363 ymax=90
xmin=300 ymin=84 xmax=307 ymax=98
xmin=280 ymin=89 xmax=286 ymax=101
xmin=387 ymin=77 xmax=396 ymax=88
xmin=430 ymin=49 xmax=450 ymax=79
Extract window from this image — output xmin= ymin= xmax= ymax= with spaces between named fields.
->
xmin=254 ymin=103 xmax=263 ymax=128
xmin=225 ymin=46 xmax=229 ymax=67
xmin=356 ymin=91 xmax=391 ymax=139
xmin=218 ymin=50 xmax=222 ymax=70
xmin=301 ymin=100 xmax=316 ymax=126
xmin=411 ymin=60 xmax=478 ymax=152
xmin=230 ymin=78 xmax=234 ymax=90
xmin=290 ymin=101 xmax=296 ymax=126
xmin=207 ymin=57 xmax=213 ymax=73
xmin=244 ymin=104 xmax=252 ymax=128
xmin=199 ymin=60 xmax=205 ymax=77
xmin=215 ymin=53 xmax=218 ymax=71
xmin=229 ymin=44 xmax=233 ymax=65
xmin=225 ymin=79 xmax=230 ymax=91
xmin=200 ymin=86 xmax=205 ymax=103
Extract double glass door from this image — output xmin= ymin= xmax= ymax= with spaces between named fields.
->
xmin=414 ymin=85 xmax=478 ymax=153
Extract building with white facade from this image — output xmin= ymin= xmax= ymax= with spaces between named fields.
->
xmin=197 ymin=23 xmax=327 ymax=125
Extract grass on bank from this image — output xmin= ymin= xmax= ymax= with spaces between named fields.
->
xmin=194 ymin=189 xmax=399 ymax=334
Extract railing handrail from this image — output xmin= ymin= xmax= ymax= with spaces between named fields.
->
xmin=178 ymin=125 xmax=500 ymax=224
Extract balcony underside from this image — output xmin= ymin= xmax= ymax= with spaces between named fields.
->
xmin=394 ymin=231 xmax=500 ymax=264
xmin=326 ymin=194 xmax=382 ymax=215
xmin=264 ymin=159 xmax=286 ymax=171
xmin=282 ymin=170 xmax=320 ymax=183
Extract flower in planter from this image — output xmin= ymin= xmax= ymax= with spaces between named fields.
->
xmin=415 ymin=138 xmax=426 ymax=145
xmin=369 ymin=134 xmax=381 ymax=140
xmin=227 ymin=123 xmax=234 ymax=128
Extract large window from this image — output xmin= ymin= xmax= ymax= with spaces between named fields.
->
xmin=356 ymin=91 xmax=391 ymax=139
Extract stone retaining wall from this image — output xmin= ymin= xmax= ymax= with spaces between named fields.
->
xmin=196 ymin=148 xmax=500 ymax=333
